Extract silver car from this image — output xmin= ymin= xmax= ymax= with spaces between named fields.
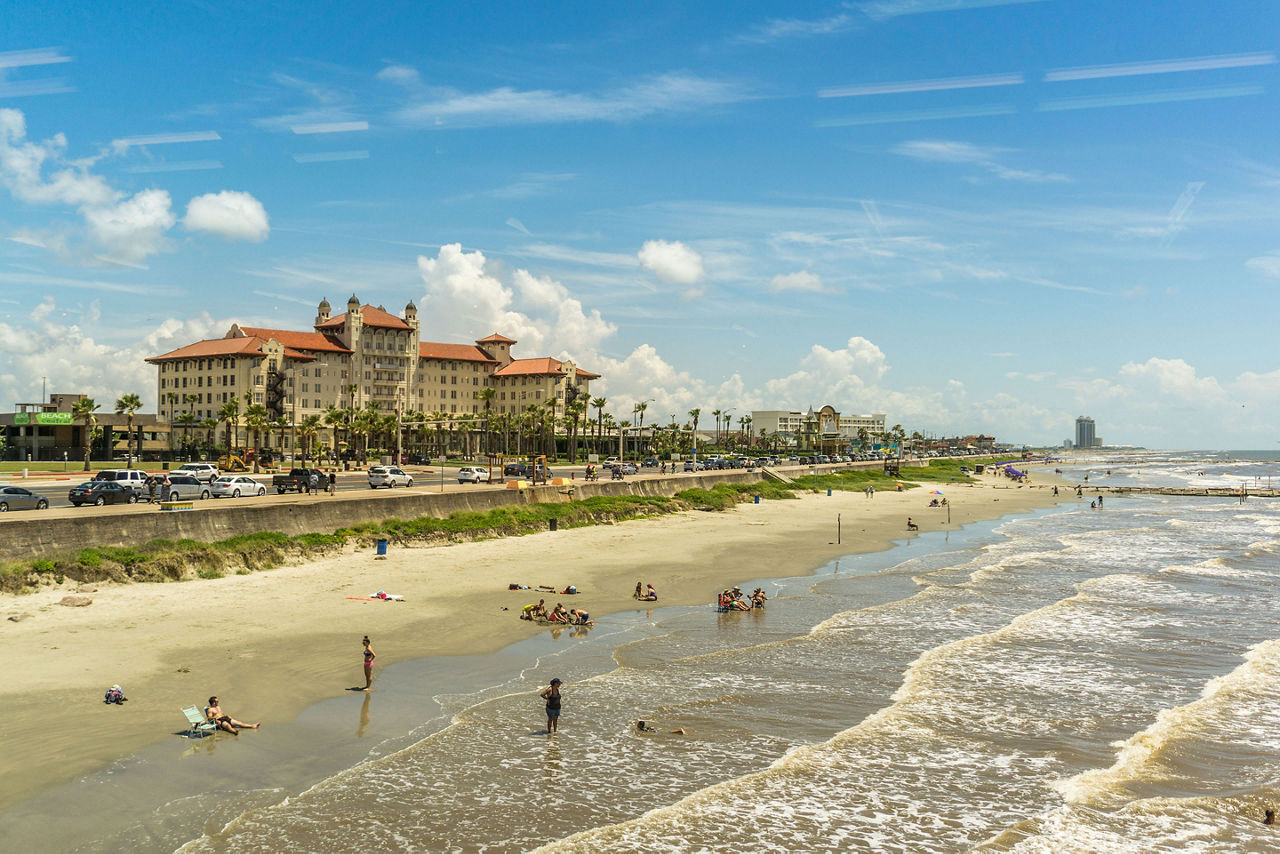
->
xmin=457 ymin=466 xmax=491 ymax=484
xmin=210 ymin=475 xmax=267 ymax=498
xmin=0 ymin=485 xmax=50 ymax=512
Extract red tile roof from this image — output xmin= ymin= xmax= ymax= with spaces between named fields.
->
xmin=418 ymin=342 xmax=498 ymax=363
xmin=476 ymin=332 xmax=517 ymax=344
xmin=146 ymin=336 xmax=271 ymax=363
xmin=574 ymin=368 xmax=600 ymax=379
xmin=239 ymin=327 xmax=351 ymax=354
xmin=493 ymin=357 xmax=566 ymax=377
xmin=316 ymin=304 xmax=412 ymax=330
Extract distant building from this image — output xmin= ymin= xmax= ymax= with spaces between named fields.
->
xmin=0 ymin=395 xmax=169 ymax=462
xmin=1075 ymin=416 xmax=1097 ymax=449
xmin=752 ymin=407 xmax=886 ymax=448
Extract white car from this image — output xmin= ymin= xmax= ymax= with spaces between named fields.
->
xmin=368 ymin=466 xmax=413 ymax=488
xmin=173 ymin=462 xmax=219 ymax=483
xmin=457 ymin=466 xmax=491 ymax=484
xmin=210 ymin=475 xmax=267 ymax=498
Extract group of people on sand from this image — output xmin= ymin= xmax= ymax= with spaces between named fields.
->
xmin=520 ymin=599 xmax=593 ymax=626
xmin=633 ymin=582 xmax=658 ymax=601
xmin=717 ymin=586 xmax=766 ymax=610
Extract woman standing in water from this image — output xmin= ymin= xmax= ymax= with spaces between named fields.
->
xmin=540 ymin=678 xmax=563 ymax=733
xmin=362 ymin=635 xmax=376 ymax=691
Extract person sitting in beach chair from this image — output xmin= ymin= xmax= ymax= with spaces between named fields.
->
xmin=907 ymin=517 xmax=919 ymax=531
xmin=205 ymin=696 xmax=259 ymax=735
xmin=751 ymin=588 xmax=768 ymax=609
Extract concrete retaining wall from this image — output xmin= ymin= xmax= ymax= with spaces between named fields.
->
xmin=3 ymin=469 xmax=769 ymax=562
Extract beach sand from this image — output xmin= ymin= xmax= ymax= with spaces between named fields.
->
xmin=0 ymin=470 xmax=1069 ymax=809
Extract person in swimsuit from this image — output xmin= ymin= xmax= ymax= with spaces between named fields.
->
xmin=362 ymin=635 xmax=375 ymax=691
xmin=540 ymin=678 xmax=562 ymax=733
xmin=636 ymin=719 xmax=685 ymax=735
xmin=205 ymin=696 xmax=259 ymax=734
xmin=642 ymin=583 xmax=658 ymax=601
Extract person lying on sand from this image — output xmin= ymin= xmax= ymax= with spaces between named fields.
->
xmin=205 ymin=696 xmax=259 ymax=735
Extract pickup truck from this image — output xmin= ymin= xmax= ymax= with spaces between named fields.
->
xmin=272 ymin=468 xmax=330 ymax=494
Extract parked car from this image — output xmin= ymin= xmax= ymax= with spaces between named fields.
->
xmin=172 ymin=462 xmax=219 ymax=483
xmin=620 ymin=462 xmax=639 ymax=475
xmin=210 ymin=475 xmax=267 ymax=498
xmin=92 ymin=469 xmax=149 ymax=497
xmin=0 ymin=485 xmax=49 ymax=511
xmin=683 ymin=460 xmax=705 ymax=471
xmin=273 ymin=467 xmax=330 ymax=493
xmin=457 ymin=466 xmax=491 ymax=484
xmin=604 ymin=456 xmax=620 ymax=465
xmin=504 ymin=462 xmax=529 ymax=477
xmin=641 ymin=457 xmax=659 ymax=468
xmin=69 ymin=481 xmax=137 ymax=506
xmin=368 ymin=466 xmax=413 ymax=489
xmin=165 ymin=475 xmax=211 ymax=501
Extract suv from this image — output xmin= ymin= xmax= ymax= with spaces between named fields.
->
xmin=92 ymin=469 xmax=148 ymax=497
xmin=457 ymin=466 xmax=491 ymax=484
xmin=165 ymin=475 xmax=211 ymax=501
xmin=368 ymin=466 xmax=413 ymax=489
xmin=173 ymin=462 xmax=219 ymax=483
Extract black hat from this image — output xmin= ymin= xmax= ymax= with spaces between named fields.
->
xmin=550 ymin=678 xmax=562 ymax=685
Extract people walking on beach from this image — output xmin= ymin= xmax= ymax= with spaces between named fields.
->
xmin=362 ymin=635 xmax=376 ymax=691
xmin=541 ymin=678 xmax=563 ymax=733
xmin=205 ymin=696 xmax=259 ymax=734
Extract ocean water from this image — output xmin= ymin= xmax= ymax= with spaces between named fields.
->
xmin=151 ymin=454 xmax=1280 ymax=853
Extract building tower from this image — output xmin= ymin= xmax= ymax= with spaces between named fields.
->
xmin=315 ymin=297 xmax=331 ymax=326
xmin=1075 ymin=416 xmax=1096 ymax=449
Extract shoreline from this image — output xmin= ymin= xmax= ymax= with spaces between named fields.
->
xmin=0 ymin=469 xmax=1072 ymax=815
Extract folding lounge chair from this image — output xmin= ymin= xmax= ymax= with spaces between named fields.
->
xmin=182 ymin=705 xmax=218 ymax=738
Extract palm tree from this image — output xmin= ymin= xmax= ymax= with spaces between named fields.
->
xmin=199 ymin=418 xmax=218 ymax=455
xmin=298 ymin=414 xmax=322 ymax=463
xmin=71 ymin=397 xmax=100 ymax=471
xmin=591 ymin=397 xmax=607 ymax=454
xmin=324 ymin=405 xmax=349 ymax=461
xmin=688 ymin=407 xmax=701 ymax=452
xmin=741 ymin=415 xmax=752 ymax=447
xmin=711 ymin=409 xmax=722 ymax=444
xmin=634 ymin=401 xmax=649 ymax=456
xmin=165 ymin=392 xmax=179 ymax=456
xmin=244 ymin=404 xmax=269 ymax=472
xmin=114 ymin=393 xmax=143 ymax=467
xmin=566 ymin=398 xmax=587 ymax=463
xmin=217 ymin=399 xmax=240 ymax=455
xmin=477 ymin=387 xmax=496 ymax=453
xmin=175 ymin=411 xmax=197 ymax=459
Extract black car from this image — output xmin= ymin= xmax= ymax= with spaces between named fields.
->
xmin=69 ymin=481 xmax=138 ymax=506
xmin=504 ymin=462 xmax=529 ymax=477
xmin=641 ymin=457 xmax=659 ymax=468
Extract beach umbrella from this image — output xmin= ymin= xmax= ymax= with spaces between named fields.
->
xmin=930 ymin=489 xmax=943 ymax=495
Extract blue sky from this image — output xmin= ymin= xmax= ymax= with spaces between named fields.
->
xmin=0 ymin=0 xmax=1278 ymax=448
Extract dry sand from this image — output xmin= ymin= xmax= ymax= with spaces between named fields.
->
xmin=0 ymin=471 xmax=1070 ymax=808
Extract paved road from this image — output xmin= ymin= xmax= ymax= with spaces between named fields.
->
xmin=0 ymin=462 xmax=724 ymax=518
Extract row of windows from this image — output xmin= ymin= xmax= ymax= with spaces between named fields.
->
xmin=160 ymin=374 xmax=238 ymax=390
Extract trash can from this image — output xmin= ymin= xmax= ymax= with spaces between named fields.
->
xmin=162 ymin=461 xmax=169 ymax=470
xmin=753 ymin=495 xmax=760 ymax=504
xmin=549 ymin=518 xmax=558 ymax=532
xmin=375 ymin=539 xmax=388 ymax=557
xmin=827 ymin=488 xmax=832 ymax=496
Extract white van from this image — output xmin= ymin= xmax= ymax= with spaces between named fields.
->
xmin=92 ymin=469 xmax=149 ymax=497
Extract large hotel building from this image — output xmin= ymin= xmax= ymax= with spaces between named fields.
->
xmin=145 ymin=295 xmax=598 ymax=444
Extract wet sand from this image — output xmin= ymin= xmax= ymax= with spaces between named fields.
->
xmin=0 ymin=470 xmax=1069 ymax=810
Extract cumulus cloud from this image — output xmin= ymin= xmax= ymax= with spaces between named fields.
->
xmin=769 ymin=270 xmax=828 ymax=293
xmin=0 ymin=108 xmax=265 ymax=264
xmin=1118 ymin=357 xmax=1225 ymax=402
xmin=637 ymin=239 xmax=705 ymax=293
xmin=0 ymin=297 xmax=233 ymax=412
xmin=184 ymin=190 xmax=270 ymax=241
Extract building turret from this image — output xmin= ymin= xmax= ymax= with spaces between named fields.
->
xmin=315 ymin=297 xmax=331 ymax=326
xmin=404 ymin=300 xmax=419 ymax=331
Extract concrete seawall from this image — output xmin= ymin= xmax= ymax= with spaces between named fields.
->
xmin=3 ymin=470 xmax=768 ymax=562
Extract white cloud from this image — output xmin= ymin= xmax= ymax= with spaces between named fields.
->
xmin=892 ymin=138 xmax=1068 ymax=183
xmin=391 ymin=73 xmax=748 ymax=128
xmin=1245 ymin=252 xmax=1280 ymax=278
xmin=637 ymin=239 xmax=705 ymax=287
xmin=0 ymin=298 xmax=233 ymax=412
xmin=184 ymin=190 xmax=270 ymax=241
xmin=734 ymin=12 xmax=854 ymax=43
xmin=0 ymin=108 xmax=115 ymax=206
xmin=769 ymin=270 xmax=828 ymax=293
xmin=1118 ymin=357 xmax=1225 ymax=402
xmin=83 ymin=188 xmax=176 ymax=264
